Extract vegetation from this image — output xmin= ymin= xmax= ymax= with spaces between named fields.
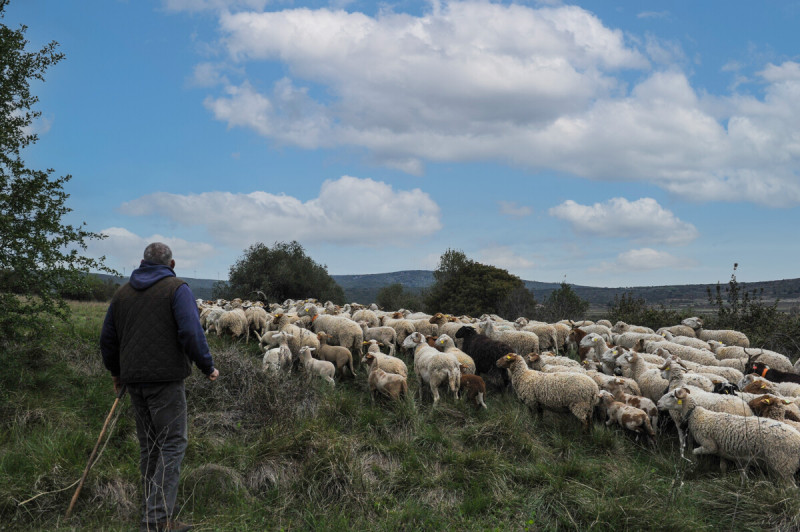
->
xmin=213 ymin=240 xmax=345 ymax=304
xmin=533 ymin=281 xmax=590 ymax=323
xmin=424 ymin=249 xmax=537 ymax=317
xmin=0 ymin=1 xmax=113 ymax=338
xmin=3 ymin=301 xmax=800 ymax=531
xmin=605 ymin=292 xmax=691 ymax=331
xmin=376 ymin=282 xmax=424 ymax=312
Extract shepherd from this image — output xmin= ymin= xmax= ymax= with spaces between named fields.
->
xmin=100 ymin=242 xmax=219 ymax=532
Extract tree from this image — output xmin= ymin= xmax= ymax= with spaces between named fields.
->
xmin=1 ymin=2 xmax=112 ymax=337
xmin=376 ymin=282 xmax=423 ymax=311
xmin=424 ymin=250 xmax=531 ymax=316
xmin=536 ymin=282 xmax=589 ymax=322
xmin=224 ymin=241 xmax=345 ymax=303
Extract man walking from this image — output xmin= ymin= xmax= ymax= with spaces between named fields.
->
xmin=101 ymin=242 xmax=219 ymax=532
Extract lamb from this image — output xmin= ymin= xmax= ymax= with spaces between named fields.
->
xmin=360 ymin=340 xmax=408 ymax=378
xmin=358 ymin=321 xmax=397 ymax=357
xmin=597 ymin=390 xmax=656 ymax=442
xmin=364 ymin=353 xmax=407 ymax=401
xmin=658 ymin=387 xmax=800 ymax=486
xmin=606 ymin=385 xmax=658 ymax=431
xmin=590 ymin=373 xmax=642 ymax=398
xmin=455 ymin=326 xmax=514 ymax=390
xmin=480 ymin=319 xmax=539 ymax=356
xmin=458 ymin=364 xmax=487 ymax=409
xmin=261 ymin=331 xmax=293 ymax=373
xmin=316 ymin=332 xmax=357 ymax=377
xmin=403 ymin=332 xmax=460 ymax=406
xmin=496 ymin=353 xmax=599 ymax=431
xmin=298 ymin=346 xmax=336 ymax=387
xmin=579 ymin=333 xmax=612 ymax=363
xmin=273 ymin=313 xmax=320 ymax=358
xmin=435 ymin=334 xmax=476 ymax=374
xmin=681 ymin=317 xmax=750 ymax=348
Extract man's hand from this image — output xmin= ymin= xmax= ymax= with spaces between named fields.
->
xmin=112 ymin=376 xmax=121 ymax=395
xmin=208 ymin=368 xmax=219 ymax=381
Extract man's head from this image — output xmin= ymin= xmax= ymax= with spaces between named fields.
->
xmin=143 ymin=242 xmax=175 ymax=268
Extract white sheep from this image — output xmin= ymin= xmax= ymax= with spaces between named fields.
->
xmin=358 ymin=321 xmax=397 ymax=356
xmin=298 ymin=346 xmax=335 ymax=387
xmin=611 ymin=321 xmax=654 ymax=335
xmin=496 ymin=353 xmax=599 ymax=431
xmin=403 ymin=332 xmax=460 ymax=406
xmin=435 ymin=334 xmax=476 ymax=374
xmin=681 ymin=317 xmax=750 ymax=348
xmin=480 ymin=319 xmax=539 ymax=356
xmin=616 ymin=352 xmax=670 ymax=403
xmin=658 ymin=387 xmax=800 ymax=486
xmin=360 ymin=341 xmax=408 ymax=378
xmin=364 ymin=353 xmax=408 ymax=401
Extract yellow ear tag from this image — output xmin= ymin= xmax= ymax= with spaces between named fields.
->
xmin=761 ymin=384 xmax=766 ymax=389
xmin=677 ymin=399 xmax=683 ymax=405
xmin=765 ymin=399 xmax=771 ymax=405
xmin=506 ymin=355 xmax=513 ymax=360
xmin=593 ymin=338 xmax=598 ymax=342
xmin=784 ymin=400 xmax=792 ymax=404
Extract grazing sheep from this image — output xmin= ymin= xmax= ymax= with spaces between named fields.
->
xmin=658 ymin=387 xmax=800 ymax=486
xmin=360 ymin=341 xmax=408 ymax=378
xmin=435 ymin=334 xmax=476 ymax=374
xmin=597 ymin=390 xmax=656 ymax=443
xmin=216 ymin=308 xmax=249 ymax=341
xmin=681 ymin=317 xmax=750 ymax=348
xmin=358 ymin=321 xmax=397 ymax=357
xmin=403 ymin=332 xmax=461 ymax=406
xmin=364 ymin=353 xmax=407 ymax=401
xmin=611 ymin=321 xmax=654 ymax=335
xmin=380 ymin=312 xmax=416 ymax=351
xmin=480 ymin=319 xmax=540 ymax=356
xmin=245 ymin=305 xmax=269 ymax=341
xmin=298 ymin=346 xmax=336 ymax=387
xmin=496 ymin=353 xmax=599 ymax=431
xmin=514 ymin=318 xmax=560 ymax=354
xmin=527 ymin=353 xmax=584 ymax=373
xmin=273 ymin=313 xmax=321 ymax=358
xmin=455 ymin=326 xmax=514 ymax=390
xmin=351 ymin=308 xmax=380 ymax=328
xmin=458 ymin=364 xmax=488 ymax=409
xmin=299 ymin=305 xmax=364 ymax=359
xmin=606 ymin=385 xmax=658 ymax=431
xmin=316 ymin=332 xmax=357 ymax=377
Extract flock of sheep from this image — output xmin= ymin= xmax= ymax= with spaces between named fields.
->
xmin=197 ymin=297 xmax=800 ymax=487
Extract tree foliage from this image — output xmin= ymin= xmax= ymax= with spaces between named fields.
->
xmin=376 ymin=282 xmax=424 ymax=312
xmin=0 ymin=2 xmax=112 ymax=337
xmin=533 ymin=282 xmax=590 ymax=323
xmin=222 ymin=241 xmax=345 ymax=303
xmin=605 ymin=291 xmax=690 ymax=331
xmin=423 ymin=249 xmax=534 ymax=317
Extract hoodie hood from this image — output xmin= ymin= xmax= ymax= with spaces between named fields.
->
xmin=129 ymin=261 xmax=176 ymax=290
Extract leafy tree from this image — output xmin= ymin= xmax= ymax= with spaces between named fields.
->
xmin=1 ymin=2 xmax=112 ymax=337
xmin=535 ymin=282 xmax=589 ymax=322
xmin=424 ymin=250 xmax=531 ymax=316
xmin=376 ymin=282 xmax=423 ymax=311
xmin=224 ymin=241 xmax=345 ymax=303
xmin=605 ymin=291 xmax=690 ymax=332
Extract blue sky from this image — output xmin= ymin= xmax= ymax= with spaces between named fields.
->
xmin=10 ymin=0 xmax=800 ymax=288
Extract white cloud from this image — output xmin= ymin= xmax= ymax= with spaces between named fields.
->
xmin=119 ymin=176 xmax=441 ymax=248
xmin=190 ymin=62 xmax=230 ymax=88
xmin=498 ymin=201 xmax=533 ymax=218
xmin=163 ymin=0 xmax=269 ymax=12
xmin=637 ymin=11 xmax=670 ymax=20
xmin=194 ymin=3 xmax=800 ymax=206
xmin=589 ymin=248 xmax=689 ymax=273
xmin=548 ymin=197 xmax=699 ymax=245
xmin=89 ymin=227 xmax=217 ymax=273
xmin=477 ymin=246 xmax=535 ymax=270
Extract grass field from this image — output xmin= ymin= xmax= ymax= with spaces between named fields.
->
xmin=2 ymin=301 xmax=800 ymax=531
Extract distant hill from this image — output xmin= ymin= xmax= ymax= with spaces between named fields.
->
xmin=95 ymin=270 xmax=800 ymax=311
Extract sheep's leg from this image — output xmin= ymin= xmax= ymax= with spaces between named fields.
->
xmin=431 ymin=382 xmax=440 ymax=406
xmin=477 ymin=392 xmax=487 ymax=409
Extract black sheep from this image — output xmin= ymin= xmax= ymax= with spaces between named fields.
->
xmin=455 ymin=326 xmax=513 ymax=390
xmin=746 ymin=362 xmax=800 ymax=385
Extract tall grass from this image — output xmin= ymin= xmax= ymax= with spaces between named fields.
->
xmin=2 ymin=301 xmax=800 ymax=530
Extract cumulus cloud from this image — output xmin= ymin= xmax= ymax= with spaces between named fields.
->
xmin=89 ymin=227 xmax=217 ymax=272
xmin=188 ymin=1 xmax=800 ymax=206
xmin=548 ymin=197 xmax=699 ymax=245
xmin=119 ymin=176 xmax=441 ymax=248
xmin=477 ymin=246 xmax=535 ymax=270
xmin=498 ymin=201 xmax=533 ymax=218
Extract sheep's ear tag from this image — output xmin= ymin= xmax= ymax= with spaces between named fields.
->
xmin=761 ymin=384 xmax=767 ymax=389
xmin=764 ymin=399 xmax=771 ymax=404
xmin=593 ymin=337 xmax=598 ymax=342
xmin=677 ymin=399 xmax=683 ymax=405
xmin=784 ymin=400 xmax=791 ymax=404
xmin=506 ymin=355 xmax=513 ymax=360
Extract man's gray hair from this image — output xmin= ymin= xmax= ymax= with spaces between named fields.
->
xmin=143 ymin=242 xmax=173 ymax=265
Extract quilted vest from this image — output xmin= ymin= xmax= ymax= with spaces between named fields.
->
xmin=111 ymin=276 xmax=192 ymax=384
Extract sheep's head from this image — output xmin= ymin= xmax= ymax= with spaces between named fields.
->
xmin=597 ymin=390 xmax=614 ymax=405
xmin=747 ymin=362 xmax=769 ymax=376
xmin=454 ymin=326 xmax=475 ymax=339
xmin=747 ymin=394 xmax=786 ymax=415
xmin=425 ymin=335 xmax=437 ymax=347
xmin=364 ymin=353 xmax=376 ymax=366
xmin=657 ymin=387 xmax=690 ymax=411
xmin=496 ymin=353 xmax=521 ymax=369
xmin=402 ymin=332 xmax=425 ymax=349
xmin=429 ymin=313 xmax=444 ymax=324
xmin=458 ymin=363 xmax=470 ymax=374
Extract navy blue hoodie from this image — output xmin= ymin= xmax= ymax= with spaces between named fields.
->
xmin=100 ymin=261 xmax=215 ymax=378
